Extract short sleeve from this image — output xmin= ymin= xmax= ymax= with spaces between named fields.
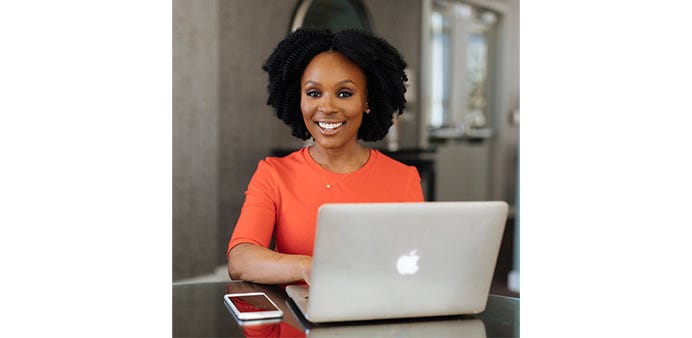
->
xmin=227 ymin=160 xmax=280 ymax=258
xmin=408 ymin=166 xmax=425 ymax=202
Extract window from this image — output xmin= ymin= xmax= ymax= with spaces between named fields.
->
xmin=425 ymin=0 xmax=499 ymax=140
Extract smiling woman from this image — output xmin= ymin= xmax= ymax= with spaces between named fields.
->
xmin=264 ymin=29 xmax=408 ymax=143
xmin=226 ymin=28 xmax=423 ymax=286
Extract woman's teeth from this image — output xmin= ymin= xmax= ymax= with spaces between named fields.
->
xmin=318 ymin=121 xmax=344 ymax=130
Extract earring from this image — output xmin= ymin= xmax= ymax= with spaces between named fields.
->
xmin=365 ymin=103 xmax=370 ymax=114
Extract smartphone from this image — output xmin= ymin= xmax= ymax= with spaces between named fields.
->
xmin=223 ymin=292 xmax=284 ymax=321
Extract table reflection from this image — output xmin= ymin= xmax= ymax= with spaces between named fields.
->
xmin=304 ymin=318 xmax=484 ymax=337
xmin=172 ymin=281 xmax=518 ymax=337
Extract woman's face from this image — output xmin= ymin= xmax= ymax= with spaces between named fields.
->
xmin=300 ymin=51 xmax=368 ymax=150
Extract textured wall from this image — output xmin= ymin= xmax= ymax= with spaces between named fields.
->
xmin=173 ymin=0 xmax=221 ymax=279
xmin=173 ymin=0 xmax=305 ymax=279
xmin=216 ymin=0 xmax=305 ymax=268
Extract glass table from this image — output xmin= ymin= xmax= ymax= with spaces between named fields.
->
xmin=173 ymin=281 xmax=519 ymax=337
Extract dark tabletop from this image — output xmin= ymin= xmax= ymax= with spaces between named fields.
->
xmin=173 ymin=281 xmax=519 ymax=337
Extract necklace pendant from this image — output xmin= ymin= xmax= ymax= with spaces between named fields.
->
xmin=326 ymin=184 xmax=331 ymax=189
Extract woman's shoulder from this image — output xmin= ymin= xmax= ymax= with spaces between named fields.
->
xmin=249 ymin=148 xmax=308 ymax=184
xmin=260 ymin=148 xmax=308 ymax=170
xmin=371 ymin=149 xmax=416 ymax=172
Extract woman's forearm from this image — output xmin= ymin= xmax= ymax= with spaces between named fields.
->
xmin=227 ymin=243 xmax=312 ymax=285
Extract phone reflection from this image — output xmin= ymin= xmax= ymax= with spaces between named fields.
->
xmin=239 ymin=321 xmax=305 ymax=338
xmin=236 ymin=315 xmax=485 ymax=338
xmin=226 ymin=302 xmax=305 ymax=338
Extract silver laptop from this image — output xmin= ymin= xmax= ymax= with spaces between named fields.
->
xmin=286 ymin=201 xmax=509 ymax=323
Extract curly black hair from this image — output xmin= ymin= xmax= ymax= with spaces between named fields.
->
xmin=263 ymin=28 xmax=408 ymax=142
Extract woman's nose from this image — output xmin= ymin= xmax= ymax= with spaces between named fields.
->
xmin=317 ymin=95 xmax=338 ymax=113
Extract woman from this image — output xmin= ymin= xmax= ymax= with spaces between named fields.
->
xmin=227 ymin=28 xmax=424 ymax=285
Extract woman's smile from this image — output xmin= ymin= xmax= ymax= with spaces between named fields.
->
xmin=316 ymin=120 xmax=346 ymax=133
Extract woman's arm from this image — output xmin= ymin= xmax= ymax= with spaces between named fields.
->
xmin=227 ymin=243 xmax=312 ymax=285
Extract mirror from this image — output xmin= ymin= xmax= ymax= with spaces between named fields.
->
xmin=290 ymin=0 xmax=372 ymax=32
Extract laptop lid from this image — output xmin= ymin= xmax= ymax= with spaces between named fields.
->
xmin=288 ymin=201 xmax=508 ymax=323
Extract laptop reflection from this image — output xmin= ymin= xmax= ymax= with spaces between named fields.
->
xmin=305 ymin=317 xmax=486 ymax=338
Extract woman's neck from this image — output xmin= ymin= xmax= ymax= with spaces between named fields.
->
xmin=309 ymin=143 xmax=369 ymax=174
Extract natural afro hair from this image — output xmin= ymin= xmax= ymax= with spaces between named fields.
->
xmin=262 ymin=28 xmax=408 ymax=142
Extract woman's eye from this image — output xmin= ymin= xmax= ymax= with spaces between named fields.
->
xmin=306 ymin=90 xmax=320 ymax=97
xmin=338 ymin=91 xmax=353 ymax=98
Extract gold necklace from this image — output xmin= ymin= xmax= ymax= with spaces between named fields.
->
xmin=314 ymin=148 xmax=368 ymax=189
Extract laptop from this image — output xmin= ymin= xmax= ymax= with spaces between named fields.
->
xmin=285 ymin=201 xmax=509 ymax=323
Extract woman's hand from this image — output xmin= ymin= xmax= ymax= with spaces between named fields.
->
xmin=298 ymin=256 xmax=312 ymax=285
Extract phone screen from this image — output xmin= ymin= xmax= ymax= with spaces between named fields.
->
xmin=228 ymin=294 xmax=279 ymax=313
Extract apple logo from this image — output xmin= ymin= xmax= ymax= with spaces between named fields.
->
xmin=396 ymin=249 xmax=420 ymax=275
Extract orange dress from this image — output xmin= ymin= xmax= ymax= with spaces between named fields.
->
xmin=227 ymin=147 xmax=424 ymax=257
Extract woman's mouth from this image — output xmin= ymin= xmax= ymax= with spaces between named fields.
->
xmin=316 ymin=121 xmax=345 ymax=132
